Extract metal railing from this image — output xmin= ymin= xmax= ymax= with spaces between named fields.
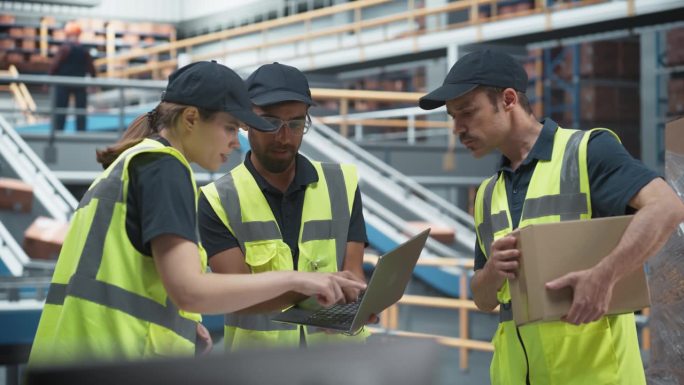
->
xmin=363 ymin=253 xmax=492 ymax=371
xmin=93 ymin=0 xmax=614 ymax=79
xmin=0 ymin=221 xmax=30 ymax=277
xmin=319 ymin=105 xmax=452 ymax=144
xmin=0 ymin=115 xmax=77 ymax=222
xmin=0 ymin=74 xmax=165 ymax=133
xmin=0 ymin=73 xmax=478 ymax=251
xmin=0 ymin=276 xmax=51 ymax=303
xmin=309 ymin=119 xmax=477 ymax=250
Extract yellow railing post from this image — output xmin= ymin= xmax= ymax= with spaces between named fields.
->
xmin=39 ymin=18 xmax=49 ymax=57
xmin=105 ymin=23 xmax=117 ymax=78
xmin=340 ymin=98 xmax=349 ymax=137
xmin=459 ymin=269 xmax=469 ymax=371
xmin=642 ymin=307 xmax=650 ymax=351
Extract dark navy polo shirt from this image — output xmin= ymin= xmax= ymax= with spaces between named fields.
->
xmin=198 ymin=151 xmax=368 ymax=269
xmin=474 ymin=119 xmax=659 ymax=270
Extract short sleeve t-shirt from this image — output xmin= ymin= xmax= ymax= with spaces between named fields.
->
xmin=125 ymin=138 xmax=198 ymax=256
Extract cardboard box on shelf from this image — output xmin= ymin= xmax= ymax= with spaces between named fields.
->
xmin=0 ymin=178 xmax=33 ymax=212
xmin=23 ymin=216 xmax=69 ymax=260
xmin=22 ymin=27 xmax=37 ymax=37
xmin=668 ymin=78 xmax=684 ymax=117
xmin=6 ymin=52 xmax=24 ymax=64
xmin=22 ymin=39 xmax=36 ymax=50
xmin=0 ymin=39 xmax=15 ymax=49
xmin=509 ymin=215 xmax=650 ymax=326
xmin=666 ymin=117 xmax=684 ymax=155
xmin=666 ymin=27 xmax=684 ymax=66
xmin=0 ymin=14 xmax=16 ymax=24
xmin=8 ymin=27 xmax=23 ymax=37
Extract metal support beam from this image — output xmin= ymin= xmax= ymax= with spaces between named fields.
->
xmin=640 ymin=30 xmax=659 ymax=170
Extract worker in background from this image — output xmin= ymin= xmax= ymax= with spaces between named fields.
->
xmin=419 ymin=49 xmax=684 ymax=385
xmin=29 ymin=61 xmax=365 ymax=366
xmin=199 ymin=62 xmax=371 ymax=350
xmin=49 ymin=21 xmax=96 ymax=132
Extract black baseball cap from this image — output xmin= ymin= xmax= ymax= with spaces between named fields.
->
xmin=246 ymin=62 xmax=315 ymax=108
xmin=419 ymin=50 xmax=528 ymax=110
xmin=162 ymin=61 xmax=275 ymax=131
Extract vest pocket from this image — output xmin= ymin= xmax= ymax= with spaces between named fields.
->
xmin=545 ymin=318 xmax=620 ymax=384
xmin=298 ymin=244 xmax=336 ymax=272
xmin=244 ymin=240 xmax=292 ymax=273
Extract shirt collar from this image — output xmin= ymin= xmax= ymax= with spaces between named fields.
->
xmin=153 ymin=136 xmax=172 ymax=147
xmin=498 ymin=118 xmax=558 ymax=171
xmin=243 ymin=151 xmax=319 ymax=194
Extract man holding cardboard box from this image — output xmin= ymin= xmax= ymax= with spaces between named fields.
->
xmin=419 ymin=50 xmax=684 ymax=385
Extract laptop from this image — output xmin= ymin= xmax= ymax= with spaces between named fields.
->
xmin=271 ymin=228 xmax=431 ymax=335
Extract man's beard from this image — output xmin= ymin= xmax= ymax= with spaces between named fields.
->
xmin=253 ymin=146 xmax=296 ymax=173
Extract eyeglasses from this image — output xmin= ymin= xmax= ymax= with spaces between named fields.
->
xmin=261 ymin=115 xmax=311 ymax=135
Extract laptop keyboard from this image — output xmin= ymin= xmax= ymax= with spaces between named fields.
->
xmin=305 ymin=293 xmax=365 ymax=326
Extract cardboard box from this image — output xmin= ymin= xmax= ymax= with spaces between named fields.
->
xmin=666 ymin=117 xmax=684 ymax=155
xmin=0 ymin=178 xmax=33 ymax=212
xmin=510 ymin=215 xmax=650 ymax=326
xmin=23 ymin=216 xmax=69 ymax=260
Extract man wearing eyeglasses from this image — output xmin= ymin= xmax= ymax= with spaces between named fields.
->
xmin=198 ymin=62 xmax=370 ymax=351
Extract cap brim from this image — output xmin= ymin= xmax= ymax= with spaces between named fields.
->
xmin=418 ymin=84 xmax=478 ymax=110
xmin=251 ymin=90 xmax=316 ymax=107
xmin=229 ymin=109 xmax=278 ymax=132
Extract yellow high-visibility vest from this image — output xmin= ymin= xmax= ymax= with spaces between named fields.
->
xmin=201 ymin=160 xmax=368 ymax=350
xmin=474 ymin=127 xmax=645 ymax=385
xmin=30 ymin=139 xmax=205 ymax=365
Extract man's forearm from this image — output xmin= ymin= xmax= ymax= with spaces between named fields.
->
xmin=471 ymin=268 xmax=503 ymax=312
xmin=235 ymin=291 xmax=307 ymax=314
xmin=596 ymin=181 xmax=684 ymax=283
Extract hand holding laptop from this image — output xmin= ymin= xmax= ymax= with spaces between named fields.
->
xmin=272 ymin=229 xmax=431 ymax=335
xmin=295 ymin=295 xmax=380 ymax=334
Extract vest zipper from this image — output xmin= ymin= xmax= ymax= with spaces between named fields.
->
xmin=515 ymin=326 xmax=531 ymax=385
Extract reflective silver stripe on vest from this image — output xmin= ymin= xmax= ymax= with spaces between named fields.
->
xmin=52 ymin=146 xmax=197 ymax=343
xmin=45 ymin=282 xmax=68 ymax=305
xmin=224 ymin=312 xmax=296 ymax=331
xmin=45 ymin=278 xmax=196 ymax=342
xmin=318 ymin=163 xmax=350 ymax=270
xmin=521 ymin=193 xmax=588 ymax=219
xmin=77 ymin=174 xmax=124 ymax=210
xmin=214 ymin=172 xmax=282 ymax=252
xmin=521 ymin=130 xmax=588 ymax=220
xmin=301 ymin=219 xmax=334 ymax=242
xmin=560 ymin=130 xmax=585 ymax=220
xmin=478 ymin=175 xmax=502 ymax=257
xmin=490 ymin=211 xmax=510 ymax=236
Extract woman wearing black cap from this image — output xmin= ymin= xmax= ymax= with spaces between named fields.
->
xmin=28 ymin=61 xmax=365 ymax=366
